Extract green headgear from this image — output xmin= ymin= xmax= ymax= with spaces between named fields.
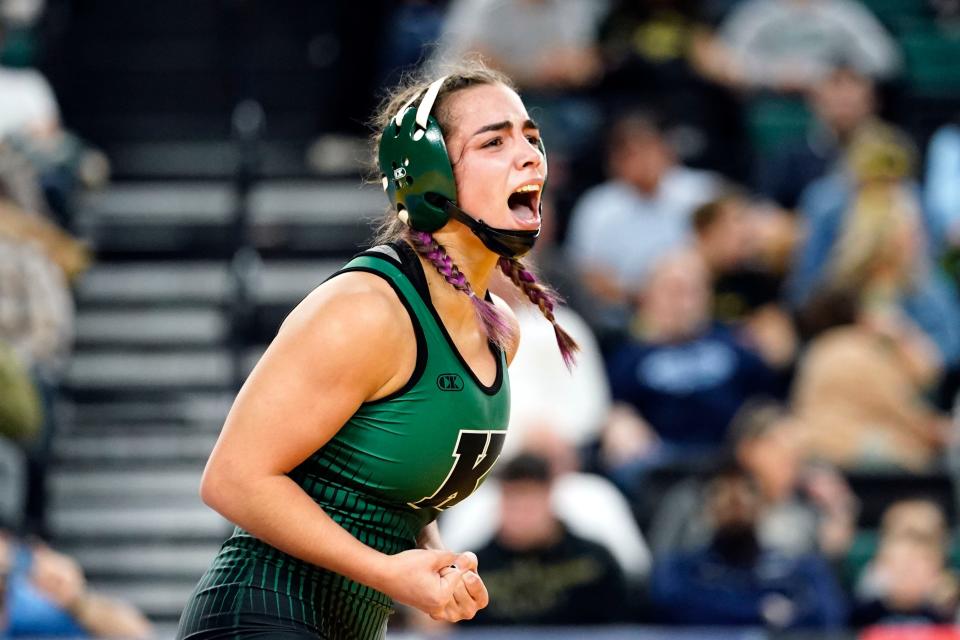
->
xmin=378 ymin=76 xmax=544 ymax=258
xmin=378 ymin=76 xmax=455 ymax=232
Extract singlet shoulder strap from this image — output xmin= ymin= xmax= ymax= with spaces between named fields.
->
xmin=337 ymin=243 xmax=505 ymax=396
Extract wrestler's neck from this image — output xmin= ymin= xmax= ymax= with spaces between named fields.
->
xmin=431 ymin=223 xmax=499 ymax=298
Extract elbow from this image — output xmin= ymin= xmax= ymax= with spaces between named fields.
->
xmin=199 ymin=462 xmax=232 ymax=515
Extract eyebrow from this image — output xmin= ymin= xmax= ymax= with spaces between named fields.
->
xmin=471 ymin=118 xmax=540 ymax=137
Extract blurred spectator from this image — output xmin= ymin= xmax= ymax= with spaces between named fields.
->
xmin=0 ymin=436 xmax=26 ymax=532
xmin=596 ymin=0 xmax=749 ymax=178
xmin=0 ymin=18 xmax=57 ymax=140
xmin=462 ymin=454 xmax=629 ymax=626
xmin=792 ymin=289 xmax=951 ymax=471
xmin=648 ymin=464 xmax=848 ymax=629
xmin=434 ymin=0 xmax=607 ymax=91
xmin=0 ymin=0 xmax=43 ymax=68
xmin=649 ymin=400 xmax=858 ymax=561
xmin=0 ymin=199 xmax=80 ymax=537
xmin=757 ymin=64 xmax=881 ymax=210
xmin=0 ymin=530 xmax=152 ymax=638
xmin=925 ymin=122 xmax=960 ymax=247
xmin=440 ymin=429 xmax=653 ymax=584
xmin=692 ymin=194 xmax=799 ymax=370
xmin=375 ymin=1 xmax=448 ymax=89
xmin=0 ymin=142 xmax=46 ymax=215
xmin=714 ymin=0 xmax=901 ymax=94
xmin=853 ymin=499 xmax=960 ymax=626
xmin=432 ymin=0 xmax=609 ymax=158
xmin=0 ymin=17 xmax=109 ymax=230
xmin=788 ymin=124 xmax=960 ymax=368
xmin=603 ymin=249 xmax=779 ymax=477
xmin=565 ymin=110 xmax=721 ymax=335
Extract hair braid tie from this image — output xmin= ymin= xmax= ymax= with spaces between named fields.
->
xmin=497 ymin=257 xmax=579 ymax=369
xmin=408 ymin=230 xmax=514 ymax=349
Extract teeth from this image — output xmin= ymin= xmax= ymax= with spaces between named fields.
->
xmin=513 ymin=184 xmax=541 ymax=194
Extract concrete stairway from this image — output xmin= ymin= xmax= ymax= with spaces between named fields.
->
xmin=50 ymin=176 xmax=377 ymax=627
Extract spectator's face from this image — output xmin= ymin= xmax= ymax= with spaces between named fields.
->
xmin=641 ymin=251 xmax=711 ymax=340
xmin=497 ymin=480 xmax=557 ymax=550
xmin=881 ymin=500 xmax=948 ymax=545
xmin=876 ymin=537 xmax=943 ymax=610
xmin=708 ymin=474 xmax=760 ymax=531
xmin=441 ymin=83 xmax=547 ymax=234
xmin=697 ymin=200 xmax=752 ymax=271
xmin=610 ymin=132 xmax=673 ymax=193
xmin=811 ymin=68 xmax=875 ymax=137
xmin=738 ymin=419 xmax=802 ymax=503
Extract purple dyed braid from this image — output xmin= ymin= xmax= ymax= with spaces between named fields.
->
xmin=407 ymin=230 xmax=515 ymax=348
xmin=497 ymin=257 xmax=579 ymax=368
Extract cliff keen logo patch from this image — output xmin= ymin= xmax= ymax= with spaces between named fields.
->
xmin=436 ymin=373 xmax=464 ymax=392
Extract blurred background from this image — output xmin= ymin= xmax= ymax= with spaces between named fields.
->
xmin=3 ymin=0 xmax=960 ymax=638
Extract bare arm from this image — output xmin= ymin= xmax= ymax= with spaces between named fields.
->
xmin=200 ymin=273 xmax=462 ymax=614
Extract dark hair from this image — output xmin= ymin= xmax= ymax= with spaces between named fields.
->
xmin=796 ymin=287 xmax=860 ymax=341
xmin=606 ymin=108 xmax=667 ymax=156
xmin=691 ymin=191 xmax=742 ymax=235
xmin=498 ymin=453 xmax=552 ymax=484
xmin=368 ymin=59 xmax=579 ymax=366
xmin=726 ymin=398 xmax=789 ymax=448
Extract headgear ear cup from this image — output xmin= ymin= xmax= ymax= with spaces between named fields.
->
xmin=378 ymin=76 xmax=456 ymax=232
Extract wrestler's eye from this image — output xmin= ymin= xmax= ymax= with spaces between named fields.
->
xmin=482 ymin=137 xmax=503 ymax=148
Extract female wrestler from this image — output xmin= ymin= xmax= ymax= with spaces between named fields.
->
xmin=176 ymin=60 xmax=577 ymax=639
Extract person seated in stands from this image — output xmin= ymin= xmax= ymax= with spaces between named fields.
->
xmin=441 ymin=427 xmax=653 ymax=588
xmin=648 ymin=463 xmax=848 ymax=630
xmin=649 ymin=399 xmax=858 ymax=563
xmin=712 ymin=0 xmax=901 ymax=94
xmin=565 ymin=110 xmax=721 ymax=339
xmin=0 ymin=18 xmax=109 ymax=229
xmin=596 ymin=0 xmax=750 ymax=179
xmin=925 ymin=121 xmax=960 ymax=251
xmin=692 ymin=193 xmax=798 ymax=371
xmin=0 ymin=17 xmax=59 ymax=143
xmin=462 ymin=453 xmax=628 ymax=627
xmin=756 ymin=63 xmax=883 ymax=211
xmin=0 ymin=198 xmax=83 ymax=538
xmin=603 ymin=249 xmax=780 ymax=481
xmin=853 ymin=499 xmax=960 ymax=626
xmin=791 ymin=185 xmax=953 ymax=471
xmin=788 ymin=124 xmax=960 ymax=371
xmin=0 ymin=530 xmax=152 ymax=638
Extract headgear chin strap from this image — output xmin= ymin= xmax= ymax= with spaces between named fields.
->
xmin=436 ymin=196 xmax=540 ymax=258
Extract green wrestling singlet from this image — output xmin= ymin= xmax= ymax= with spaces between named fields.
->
xmin=176 ymin=242 xmax=511 ymax=640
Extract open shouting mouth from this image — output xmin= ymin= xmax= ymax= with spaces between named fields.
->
xmin=507 ymin=183 xmax=542 ymax=226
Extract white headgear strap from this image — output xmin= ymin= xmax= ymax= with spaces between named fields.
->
xmin=415 ymin=75 xmax=448 ymax=130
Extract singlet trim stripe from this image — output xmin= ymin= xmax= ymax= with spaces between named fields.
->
xmin=328 ymin=265 xmax=428 ymax=406
xmin=358 ymin=245 xmax=504 ymax=396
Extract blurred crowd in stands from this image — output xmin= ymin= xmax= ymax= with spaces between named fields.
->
xmin=404 ymin=0 xmax=960 ymax=634
xmin=3 ymin=0 xmax=960 ymax=636
xmin=0 ymin=0 xmax=151 ymax=637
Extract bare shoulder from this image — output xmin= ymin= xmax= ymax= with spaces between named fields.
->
xmin=490 ymin=293 xmax=521 ymax=365
xmin=281 ymin=271 xmax=407 ymax=338
xmin=273 ymin=270 xmax=416 ymax=400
